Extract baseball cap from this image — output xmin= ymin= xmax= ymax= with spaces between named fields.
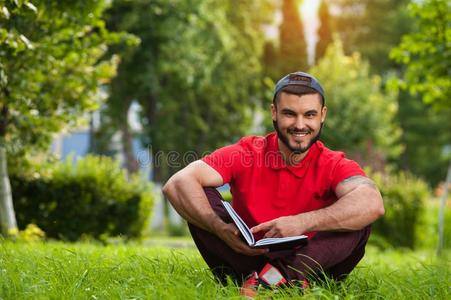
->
xmin=273 ymin=71 xmax=325 ymax=102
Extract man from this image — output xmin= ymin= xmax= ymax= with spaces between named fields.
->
xmin=163 ymin=71 xmax=384 ymax=296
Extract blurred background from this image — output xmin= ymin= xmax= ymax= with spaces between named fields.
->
xmin=0 ymin=0 xmax=449 ymax=252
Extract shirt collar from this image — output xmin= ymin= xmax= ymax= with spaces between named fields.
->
xmin=265 ymin=132 xmax=322 ymax=178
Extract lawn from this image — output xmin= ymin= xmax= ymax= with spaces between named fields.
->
xmin=0 ymin=241 xmax=449 ymax=299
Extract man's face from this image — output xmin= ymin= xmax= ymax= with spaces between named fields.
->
xmin=271 ymin=92 xmax=327 ymax=155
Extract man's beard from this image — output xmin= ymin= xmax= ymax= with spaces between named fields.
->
xmin=273 ymin=120 xmax=323 ymax=155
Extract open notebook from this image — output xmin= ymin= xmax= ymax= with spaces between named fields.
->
xmin=221 ymin=201 xmax=308 ymax=251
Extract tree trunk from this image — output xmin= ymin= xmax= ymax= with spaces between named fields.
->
xmin=0 ymin=103 xmax=18 ymax=236
xmin=0 ymin=140 xmax=18 ymax=236
xmin=141 ymin=92 xmax=174 ymax=232
xmin=121 ymin=118 xmax=139 ymax=175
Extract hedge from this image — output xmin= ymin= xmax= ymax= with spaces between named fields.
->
xmin=371 ymin=170 xmax=430 ymax=249
xmin=11 ymin=155 xmax=153 ymax=241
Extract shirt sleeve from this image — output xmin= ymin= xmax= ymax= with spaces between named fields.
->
xmin=202 ymin=142 xmax=245 ymax=184
xmin=331 ymin=158 xmax=366 ymax=190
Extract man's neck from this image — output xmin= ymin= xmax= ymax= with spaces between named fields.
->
xmin=277 ymin=139 xmax=309 ymax=166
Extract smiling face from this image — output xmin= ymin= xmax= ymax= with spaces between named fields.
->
xmin=272 ymin=91 xmax=327 ymax=162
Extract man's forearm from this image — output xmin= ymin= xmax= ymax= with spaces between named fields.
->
xmin=298 ymin=184 xmax=384 ymax=232
xmin=163 ymin=176 xmax=224 ymax=233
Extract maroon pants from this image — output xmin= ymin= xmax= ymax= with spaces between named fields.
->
xmin=188 ymin=188 xmax=371 ymax=284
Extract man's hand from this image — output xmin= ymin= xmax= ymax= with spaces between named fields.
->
xmin=250 ymin=215 xmax=310 ymax=238
xmin=215 ymin=222 xmax=268 ymax=256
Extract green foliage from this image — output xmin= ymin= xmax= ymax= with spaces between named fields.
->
xmin=418 ymin=199 xmax=451 ymax=250
xmin=15 ymin=223 xmax=45 ymax=242
xmin=0 ymin=242 xmax=449 ymax=299
xmin=309 ymin=40 xmax=402 ymax=165
xmin=371 ymin=170 xmax=430 ymax=249
xmin=389 ymin=0 xmax=450 ymax=109
xmin=0 ymin=0 xmax=128 ymax=154
xmin=395 ymin=91 xmax=451 ymax=186
xmin=10 ymin=155 xmax=153 ymax=241
xmin=0 ymin=0 xmax=135 ymax=235
xmin=331 ymin=0 xmax=413 ymax=74
xmin=167 ymin=222 xmax=189 ymax=237
xmin=388 ymin=0 xmax=451 ymax=186
xmin=329 ymin=0 xmax=449 ymax=186
xmin=101 ymin=0 xmax=273 ymax=181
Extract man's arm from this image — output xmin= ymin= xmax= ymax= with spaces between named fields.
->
xmin=163 ymin=160 xmax=267 ymax=255
xmin=251 ymin=176 xmax=385 ymax=238
xmin=163 ymin=160 xmax=224 ymax=231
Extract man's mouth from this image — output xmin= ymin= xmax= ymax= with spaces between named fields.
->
xmin=291 ymin=132 xmax=308 ymax=137
xmin=288 ymin=129 xmax=311 ymax=137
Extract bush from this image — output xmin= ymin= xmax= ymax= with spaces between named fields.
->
xmin=11 ymin=155 xmax=153 ymax=241
xmin=371 ymin=170 xmax=430 ymax=249
xmin=419 ymin=198 xmax=451 ymax=250
xmin=17 ymin=224 xmax=46 ymax=242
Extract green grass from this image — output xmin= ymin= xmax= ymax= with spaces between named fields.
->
xmin=0 ymin=241 xmax=449 ymax=299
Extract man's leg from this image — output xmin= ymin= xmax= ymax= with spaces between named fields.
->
xmin=189 ymin=187 xmax=370 ymax=284
xmin=268 ymin=226 xmax=371 ymax=282
xmin=187 ymin=188 xmax=266 ymax=283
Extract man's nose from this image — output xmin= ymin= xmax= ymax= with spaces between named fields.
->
xmin=294 ymin=116 xmax=306 ymax=129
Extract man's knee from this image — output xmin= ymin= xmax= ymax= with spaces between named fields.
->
xmin=202 ymin=187 xmax=231 ymax=221
xmin=271 ymin=226 xmax=371 ymax=281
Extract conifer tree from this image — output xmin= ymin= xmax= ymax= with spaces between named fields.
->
xmin=278 ymin=0 xmax=308 ymax=73
xmin=315 ymin=0 xmax=333 ymax=62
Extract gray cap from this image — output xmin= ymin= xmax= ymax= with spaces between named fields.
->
xmin=274 ymin=71 xmax=325 ymax=102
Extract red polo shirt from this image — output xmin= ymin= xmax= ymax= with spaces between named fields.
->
xmin=202 ymin=132 xmax=365 ymax=238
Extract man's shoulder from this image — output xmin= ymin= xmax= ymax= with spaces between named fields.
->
xmin=316 ymin=141 xmax=358 ymax=166
xmin=315 ymin=142 xmax=366 ymax=186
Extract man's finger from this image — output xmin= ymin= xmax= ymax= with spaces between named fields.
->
xmin=264 ymin=228 xmax=276 ymax=238
xmin=250 ymin=221 xmax=272 ymax=233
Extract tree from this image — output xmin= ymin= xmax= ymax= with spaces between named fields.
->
xmin=278 ymin=0 xmax=308 ymax=74
xmin=388 ymin=0 xmax=450 ymax=255
xmin=329 ymin=0 xmax=450 ymax=186
xmin=390 ymin=0 xmax=450 ymax=110
xmin=0 ymin=0 xmax=122 ymax=235
xmin=388 ymin=0 xmax=450 ymax=185
xmin=315 ymin=0 xmax=333 ymax=63
xmin=395 ymin=90 xmax=451 ymax=186
xmin=331 ymin=0 xmax=412 ymax=75
xmin=310 ymin=40 xmax=402 ymax=168
xmin=102 ymin=0 xmax=272 ymax=182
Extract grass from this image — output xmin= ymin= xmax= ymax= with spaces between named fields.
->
xmin=0 ymin=241 xmax=450 ymax=299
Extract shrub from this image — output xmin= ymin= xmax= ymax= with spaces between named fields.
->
xmin=371 ymin=170 xmax=430 ymax=249
xmin=16 ymin=224 xmax=46 ymax=242
xmin=419 ymin=198 xmax=451 ymax=250
xmin=11 ymin=155 xmax=153 ymax=241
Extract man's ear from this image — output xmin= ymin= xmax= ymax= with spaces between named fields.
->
xmin=321 ymin=106 xmax=327 ymax=123
xmin=271 ymin=103 xmax=277 ymax=121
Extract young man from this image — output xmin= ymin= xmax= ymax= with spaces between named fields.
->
xmin=163 ymin=71 xmax=384 ymax=295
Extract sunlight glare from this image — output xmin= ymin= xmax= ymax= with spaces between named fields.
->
xmin=300 ymin=0 xmax=320 ymax=65
xmin=300 ymin=0 xmax=320 ymax=17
